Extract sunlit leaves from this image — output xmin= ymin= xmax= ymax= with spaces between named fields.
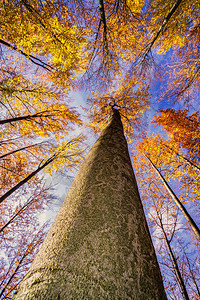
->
xmin=148 ymin=0 xmax=199 ymax=53
xmin=0 ymin=0 xmax=199 ymax=298
xmin=86 ymin=75 xmax=151 ymax=141
xmin=153 ymin=109 xmax=200 ymax=160
xmin=0 ymin=0 xmax=87 ymax=89
xmin=43 ymin=135 xmax=85 ymax=176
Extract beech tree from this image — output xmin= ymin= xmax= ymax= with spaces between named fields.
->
xmin=13 ymin=108 xmax=167 ymax=299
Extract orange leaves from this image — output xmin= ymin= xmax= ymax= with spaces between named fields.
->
xmin=104 ymin=0 xmax=146 ymax=62
xmin=136 ymin=108 xmax=200 ymax=216
xmin=153 ymin=109 xmax=200 ymax=158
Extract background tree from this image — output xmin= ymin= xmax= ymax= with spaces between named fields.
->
xmin=132 ymin=151 xmax=200 ymax=299
xmin=0 ymin=182 xmax=52 ymax=299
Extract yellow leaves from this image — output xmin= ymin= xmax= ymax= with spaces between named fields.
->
xmin=157 ymin=35 xmax=185 ymax=54
xmin=126 ymin=0 xmax=145 ymax=13
xmin=175 ymin=169 xmax=183 ymax=178
xmin=86 ymin=77 xmax=151 ymax=140
xmin=44 ymin=135 xmax=84 ymax=176
xmin=0 ymin=0 xmax=87 ymax=90
xmin=81 ymin=0 xmax=147 ymax=84
xmin=145 ymin=0 xmax=199 ymax=94
xmin=136 ymin=109 xmax=200 ymax=217
xmin=0 ymin=66 xmax=83 ymax=142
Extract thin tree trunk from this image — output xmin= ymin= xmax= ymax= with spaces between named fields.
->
xmin=13 ymin=108 xmax=167 ymax=299
xmin=179 ymin=242 xmax=200 ymax=297
xmin=0 ymin=111 xmax=51 ymax=125
xmin=0 ymin=228 xmax=46 ymax=299
xmin=99 ymin=0 xmax=108 ymax=54
xmin=0 ymin=156 xmax=55 ymax=204
xmin=0 ymin=252 xmax=28 ymax=299
xmin=0 ymin=142 xmax=45 ymax=159
xmin=141 ymin=0 xmax=182 ymax=63
xmin=0 ymin=193 xmax=40 ymax=233
xmin=145 ymin=155 xmax=200 ymax=242
xmin=158 ymin=218 xmax=190 ymax=300
xmin=21 ymin=0 xmax=63 ymax=45
xmin=0 ymin=39 xmax=53 ymax=71
xmin=163 ymin=143 xmax=200 ymax=172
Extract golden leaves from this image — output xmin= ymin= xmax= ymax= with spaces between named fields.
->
xmin=0 ymin=0 xmax=87 ymax=89
xmin=86 ymin=75 xmax=151 ymax=140
xmin=136 ymin=108 xmax=200 ymax=216
xmin=153 ymin=109 xmax=200 ymax=158
xmin=43 ymin=135 xmax=85 ymax=176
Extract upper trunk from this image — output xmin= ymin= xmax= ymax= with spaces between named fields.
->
xmin=13 ymin=108 xmax=166 ymax=299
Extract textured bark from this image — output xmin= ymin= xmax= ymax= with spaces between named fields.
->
xmin=13 ymin=108 xmax=166 ymax=299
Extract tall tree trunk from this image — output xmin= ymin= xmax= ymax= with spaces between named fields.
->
xmin=13 ymin=108 xmax=166 ymax=299
xmin=145 ymin=155 xmax=200 ymax=242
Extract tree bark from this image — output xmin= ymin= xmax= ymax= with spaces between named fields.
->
xmin=13 ymin=108 xmax=166 ymax=299
xmin=145 ymin=155 xmax=200 ymax=242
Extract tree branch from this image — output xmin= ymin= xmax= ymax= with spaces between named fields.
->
xmin=0 ymin=39 xmax=53 ymax=72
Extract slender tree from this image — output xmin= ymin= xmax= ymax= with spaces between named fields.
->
xmin=162 ymin=143 xmax=200 ymax=172
xmin=13 ymin=108 xmax=167 ymax=299
xmin=132 ymin=151 xmax=200 ymax=298
xmin=145 ymin=154 xmax=200 ymax=242
xmin=0 ymin=137 xmax=83 ymax=204
xmin=154 ymin=208 xmax=190 ymax=300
